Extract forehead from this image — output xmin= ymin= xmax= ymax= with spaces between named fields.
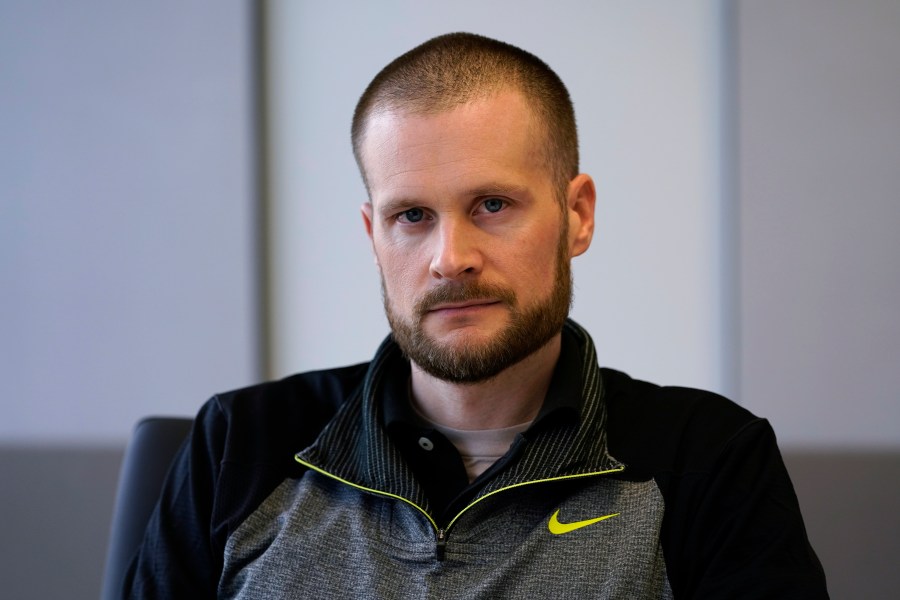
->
xmin=360 ymin=91 xmax=549 ymax=202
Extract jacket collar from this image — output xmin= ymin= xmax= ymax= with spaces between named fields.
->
xmin=295 ymin=319 xmax=623 ymax=514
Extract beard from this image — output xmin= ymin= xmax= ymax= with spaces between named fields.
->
xmin=382 ymin=225 xmax=572 ymax=384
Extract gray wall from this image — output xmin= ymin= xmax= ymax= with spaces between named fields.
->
xmin=738 ymin=1 xmax=900 ymax=597
xmin=0 ymin=1 xmax=257 ymax=598
xmin=738 ymin=0 xmax=900 ymax=448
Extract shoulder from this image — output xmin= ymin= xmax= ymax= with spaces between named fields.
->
xmin=601 ymin=368 xmax=766 ymax=476
xmin=199 ymin=362 xmax=371 ymax=465
xmin=124 ymin=362 xmax=372 ymax=597
xmin=212 ymin=361 xmax=370 ymax=423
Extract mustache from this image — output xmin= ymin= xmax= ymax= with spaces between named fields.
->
xmin=415 ymin=282 xmax=517 ymax=316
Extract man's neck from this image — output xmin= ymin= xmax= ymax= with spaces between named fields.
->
xmin=409 ymin=333 xmax=562 ymax=431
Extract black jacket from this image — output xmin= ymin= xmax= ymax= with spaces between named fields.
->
xmin=125 ymin=321 xmax=828 ymax=598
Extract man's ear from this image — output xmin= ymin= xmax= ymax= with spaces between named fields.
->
xmin=566 ymin=173 xmax=596 ymax=258
xmin=360 ymin=202 xmax=379 ymax=266
xmin=361 ymin=202 xmax=374 ymax=239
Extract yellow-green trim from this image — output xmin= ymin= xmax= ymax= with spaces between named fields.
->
xmin=295 ymin=453 xmax=624 ymax=540
xmin=295 ymin=454 xmax=439 ymax=531
xmin=444 ymin=466 xmax=625 ymax=532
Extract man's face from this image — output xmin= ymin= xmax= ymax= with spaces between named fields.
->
xmin=360 ymin=91 xmax=593 ymax=383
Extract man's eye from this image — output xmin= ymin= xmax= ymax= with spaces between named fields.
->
xmin=399 ymin=208 xmax=425 ymax=223
xmin=482 ymin=198 xmax=505 ymax=213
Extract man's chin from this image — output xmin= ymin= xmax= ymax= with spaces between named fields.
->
xmin=420 ymin=318 xmax=507 ymax=348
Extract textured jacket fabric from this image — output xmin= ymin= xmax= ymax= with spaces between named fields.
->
xmin=124 ymin=321 xmax=828 ymax=598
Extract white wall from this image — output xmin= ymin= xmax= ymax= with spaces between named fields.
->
xmin=265 ymin=0 xmax=732 ymax=396
xmin=0 ymin=1 xmax=258 ymax=444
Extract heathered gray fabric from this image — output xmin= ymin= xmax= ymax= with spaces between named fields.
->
xmin=220 ymin=472 xmax=671 ymax=598
xmin=219 ymin=322 xmax=673 ymax=598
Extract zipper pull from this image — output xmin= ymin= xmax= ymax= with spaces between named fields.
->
xmin=436 ymin=529 xmax=446 ymax=561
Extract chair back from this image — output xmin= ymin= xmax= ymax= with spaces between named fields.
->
xmin=100 ymin=416 xmax=193 ymax=600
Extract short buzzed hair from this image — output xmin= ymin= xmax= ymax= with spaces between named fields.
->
xmin=351 ymin=32 xmax=579 ymax=202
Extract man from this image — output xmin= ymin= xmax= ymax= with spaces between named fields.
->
xmin=125 ymin=33 xmax=828 ymax=598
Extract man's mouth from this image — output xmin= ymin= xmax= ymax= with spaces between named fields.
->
xmin=413 ymin=282 xmax=517 ymax=318
xmin=427 ymin=299 xmax=499 ymax=312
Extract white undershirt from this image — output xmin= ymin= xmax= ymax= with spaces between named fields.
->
xmin=426 ymin=417 xmax=533 ymax=483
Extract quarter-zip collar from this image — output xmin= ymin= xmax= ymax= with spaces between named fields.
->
xmin=294 ymin=319 xmax=624 ymax=517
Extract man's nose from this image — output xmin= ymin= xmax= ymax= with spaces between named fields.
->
xmin=429 ymin=218 xmax=482 ymax=280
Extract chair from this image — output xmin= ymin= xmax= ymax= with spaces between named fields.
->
xmin=100 ymin=416 xmax=193 ymax=600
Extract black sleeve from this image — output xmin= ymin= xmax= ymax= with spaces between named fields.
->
xmin=121 ymin=398 xmax=226 ymax=599
xmin=663 ymin=419 xmax=829 ymax=599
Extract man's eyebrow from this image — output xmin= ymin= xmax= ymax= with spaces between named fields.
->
xmin=376 ymin=197 xmax=421 ymax=215
xmin=466 ymin=183 xmax=531 ymax=198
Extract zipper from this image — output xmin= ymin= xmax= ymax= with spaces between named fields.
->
xmin=436 ymin=529 xmax=447 ymax=561
xmin=295 ymin=453 xmax=623 ymax=561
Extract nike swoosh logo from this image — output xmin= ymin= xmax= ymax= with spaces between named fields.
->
xmin=548 ymin=509 xmax=620 ymax=535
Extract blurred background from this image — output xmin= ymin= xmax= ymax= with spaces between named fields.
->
xmin=1 ymin=1 xmax=898 ymax=597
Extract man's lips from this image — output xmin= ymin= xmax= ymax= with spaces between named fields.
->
xmin=426 ymin=299 xmax=501 ymax=313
